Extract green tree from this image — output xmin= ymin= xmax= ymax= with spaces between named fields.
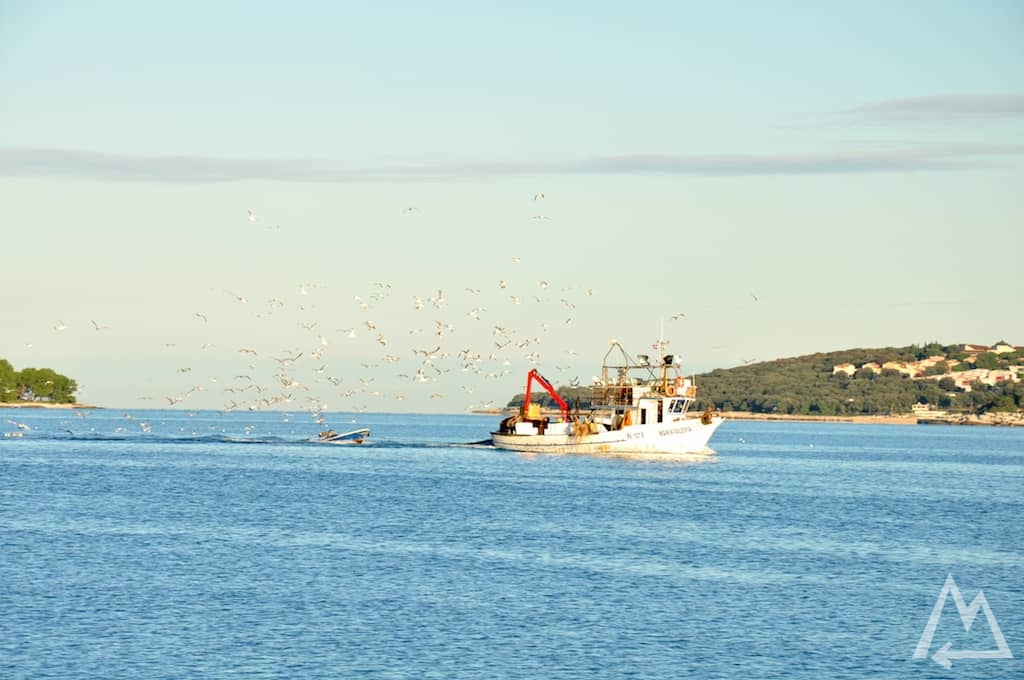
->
xmin=855 ymin=366 xmax=877 ymax=380
xmin=0 ymin=360 xmax=77 ymax=404
xmin=974 ymin=353 xmax=1000 ymax=370
xmin=0 ymin=359 xmax=16 ymax=403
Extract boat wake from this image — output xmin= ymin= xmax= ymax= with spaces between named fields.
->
xmin=7 ymin=431 xmax=323 ymax=446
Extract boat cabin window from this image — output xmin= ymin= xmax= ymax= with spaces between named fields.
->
xmin=669 ymin=398 xmax=687 ymax=414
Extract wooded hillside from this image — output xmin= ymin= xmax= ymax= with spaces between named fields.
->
xmin=507 ymin=343 xmax=1024 ymax=416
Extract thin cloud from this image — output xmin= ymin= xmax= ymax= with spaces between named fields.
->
xmin=839 ymin=93 xmax=1024 ymax=122
xmin=0 ymin=143 xmax=1022 ymax=184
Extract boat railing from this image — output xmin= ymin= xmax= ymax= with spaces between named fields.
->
xmin=590 ymin=384 xmax=636 ymax=408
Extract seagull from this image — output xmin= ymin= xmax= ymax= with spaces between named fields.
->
xmin=274 ymin=351 xmax=303 ymax=365
xmin=53 ymin=320 xmax=67 ymax=332
xmin=90 ymin=319 xmax=110 ymax=331
xmin=533 ymin=192 xmax=545 ymax=201
xmin=530 ymin=215 xmax=551 ymax=221
xmin=750 ymin=292 xmax=759 ymax=302
xmin=247 ymin=209 xmax=257 ymax=222
xmin=193 ymin=312 xmax=207 ymax=323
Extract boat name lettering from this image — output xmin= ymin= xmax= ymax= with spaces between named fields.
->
xmin=658 ymin=425 xmax=693 ymax=437
xmin=626 ymin=431 xmax=646 ymax=440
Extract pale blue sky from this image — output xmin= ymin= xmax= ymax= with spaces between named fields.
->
xmin=2 ymin=1 xmax=1022 ymax=413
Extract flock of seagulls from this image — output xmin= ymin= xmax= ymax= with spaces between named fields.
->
xmin=14 ymin=196 xmax=764 ymax=424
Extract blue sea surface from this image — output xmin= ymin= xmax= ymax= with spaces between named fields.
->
xmin=2 ymin=408 xmax=1022 ymax=678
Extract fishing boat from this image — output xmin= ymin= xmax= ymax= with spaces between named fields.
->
xmin=310 ymin=427 xmax=370 ymax=445
xmin=491 ymin=341 xmax=724 ymax=454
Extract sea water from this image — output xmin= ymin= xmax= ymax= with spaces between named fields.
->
xmin=1 ymin=409 xmax=1021 ymax=679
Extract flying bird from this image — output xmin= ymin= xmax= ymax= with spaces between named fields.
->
xmin=247 ymin=209 xmax=257 ymax=222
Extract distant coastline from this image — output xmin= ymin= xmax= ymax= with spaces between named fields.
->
xmin=0 ymin=402 xmax=99 ymax=410
xmin=718 ymin=411 xmax=917 ymax=425
xmin=474 ymin=408 xmax=1023 ymax=427
xmin=5 ymin=403 xmax=1019 ymax=426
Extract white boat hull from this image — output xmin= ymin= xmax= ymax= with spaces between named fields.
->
xmin=491 ymin=417 xmax=724 ymax=455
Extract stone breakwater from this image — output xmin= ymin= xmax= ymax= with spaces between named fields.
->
xmin=916 ymin=411 xmax=1024 ymax=427
xmin=718 ymin=412 xmax=917 ymax=425
xmin=721 ymin=411 xmax=1024 ymax=427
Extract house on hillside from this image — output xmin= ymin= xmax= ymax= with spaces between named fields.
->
xmin=962 ymin=343 xmax=991 ymax=354
xmin=952 ymin=368 xmax=1021 ymax=391
xmin=832 ymin=363 xmax=856 ymax=376
xmin=882 ymin=360 xmax=922 ymax=377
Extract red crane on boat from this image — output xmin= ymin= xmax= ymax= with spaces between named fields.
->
xmin=522 ymin=368 xmax=570 ymax=422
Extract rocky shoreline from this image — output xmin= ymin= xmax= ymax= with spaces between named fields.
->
xmin=718 ymin=411 xmax=917 ymax=425
xmin=722 ymin=411 xmax=1024 ymax=426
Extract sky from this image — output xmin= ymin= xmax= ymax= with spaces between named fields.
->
xmin=2 ymin=1 xmax=1023 ymax=415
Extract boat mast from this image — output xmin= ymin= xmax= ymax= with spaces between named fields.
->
xmin=658 ymin=318 xmax=669 ymax=392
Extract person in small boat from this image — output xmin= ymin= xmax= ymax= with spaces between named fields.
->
xmin=318 ymin=430 xmax=338 ymax=440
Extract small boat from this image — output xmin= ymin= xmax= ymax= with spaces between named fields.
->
xmin=491 ymin=341 xmax=724 ymax=455
xmin=311 ymin=427 xmax=370 ymax=445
